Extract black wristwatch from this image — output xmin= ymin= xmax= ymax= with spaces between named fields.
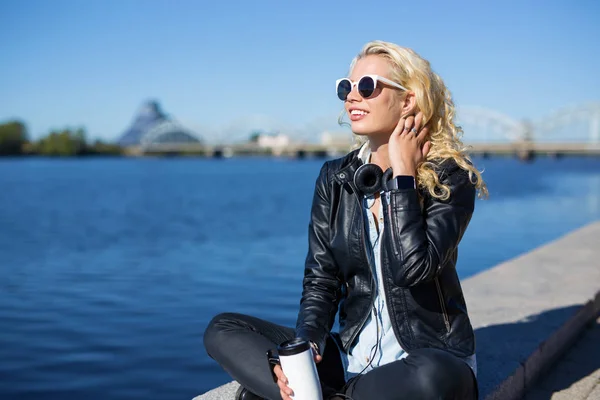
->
xmin=386 ymin=175 xmax=416 ymax=190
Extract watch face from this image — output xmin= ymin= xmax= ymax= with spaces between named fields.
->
xmin=394 ymin=176 xmax=416 ymax=190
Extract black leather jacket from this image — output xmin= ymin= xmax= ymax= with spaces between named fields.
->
xmin=295 ymin=148 xmax=476 ymax=359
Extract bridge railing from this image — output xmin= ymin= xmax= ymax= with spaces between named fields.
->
xmin=129 ymin=103 xmax=600 ymax=159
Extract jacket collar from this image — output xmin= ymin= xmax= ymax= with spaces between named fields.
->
xmin=333 ymin=142 xmax=369 ymax=186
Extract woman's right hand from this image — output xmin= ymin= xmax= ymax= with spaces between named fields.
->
xmin=274 ymin=348 xmax=322 ymax=399
xmin=274 ymin=364 xmax=294 ymax=400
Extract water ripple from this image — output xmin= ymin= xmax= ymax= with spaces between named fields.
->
xmin=0 ymin=157 xmax=598 ymax=399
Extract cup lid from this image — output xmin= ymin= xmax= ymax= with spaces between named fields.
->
xmin=277 ymin=338 xmax=310 ymax=356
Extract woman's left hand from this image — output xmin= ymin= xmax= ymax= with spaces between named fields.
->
xmin=389 ymin=112 xmax=431 ymax=177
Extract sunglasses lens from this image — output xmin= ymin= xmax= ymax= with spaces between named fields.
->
xmin=358 ymin=76 xmax=375 ymax=98
xmin=337 ymin=79 xmax=352 ymax=100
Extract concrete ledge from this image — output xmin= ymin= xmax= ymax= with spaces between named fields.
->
xmin=484 ymin=292 xmax=600 ymax=400
xmin=524 ymin=315 xmax=600 ymax=400
xmin=195 ymin=381 xmax=240 ymax=400
xmin=195 ymin=221 xmax=600 ymax=400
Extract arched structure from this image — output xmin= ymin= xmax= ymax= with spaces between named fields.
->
xmin=456 ymin=103 xmax=600 ymax=144
xmin=456 ymin=106 xmax=526 ymax=143
xmin=533 ymin=103 xmax=600 ymax=143
xmin=117 ymin=101 xmax=202 ymax=148
xmin=139 ymin=120 xmax=200 ymax=147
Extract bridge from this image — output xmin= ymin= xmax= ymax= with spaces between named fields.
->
xmin=125 ymin=102 xmax=600 ymax=161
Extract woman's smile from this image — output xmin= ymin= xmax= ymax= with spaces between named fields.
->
xmin=349 ymin=107 xmax=369 ymax=121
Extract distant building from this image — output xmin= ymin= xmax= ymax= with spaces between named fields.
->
xmin=117 ymin=101 xmax=202 ymax=147
xmin=256 ymin=133 xmax=291 ymax=149
xmin=321 ymin=131 xmax=353 ymax=148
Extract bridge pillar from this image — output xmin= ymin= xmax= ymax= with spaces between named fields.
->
xmin=514 ymin=120 xmax=535 ymax=162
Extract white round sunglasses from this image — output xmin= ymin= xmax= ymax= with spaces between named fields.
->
xmin=336 ymin=74 xmax=408 ymax=101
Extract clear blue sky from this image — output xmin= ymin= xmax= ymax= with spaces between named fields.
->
xmin=1 ymin=0 xmax=599 ymax=143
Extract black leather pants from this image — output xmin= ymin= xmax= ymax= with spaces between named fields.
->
xmin=203 ymin=312 xmax=478 ymax=400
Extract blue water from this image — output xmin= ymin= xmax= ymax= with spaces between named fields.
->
xmin=0 ymin=156 xmax=599 ymax=399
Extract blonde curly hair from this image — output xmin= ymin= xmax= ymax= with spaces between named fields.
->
xmin=340 ymin=40 xmax=488 ymax=200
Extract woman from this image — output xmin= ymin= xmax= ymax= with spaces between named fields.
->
xmin=204 ymin=40 xmax=487 ymax=400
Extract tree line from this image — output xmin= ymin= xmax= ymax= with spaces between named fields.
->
xmin=0 ymin=120 xmax=122 ymax=156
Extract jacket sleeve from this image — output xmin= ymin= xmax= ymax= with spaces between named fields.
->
xmin=295 ymin=162 xmax=341 ymax=355
xmin=383 ymin=162 xmax=476 ymax=287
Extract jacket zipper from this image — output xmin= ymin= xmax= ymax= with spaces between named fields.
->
xmin=384 ymin=192 xmax=400 ymax=259
xmin=381 ymin=191 xmax=410 ymax=349
xmin=345 ymin=191 xmax=376 ymax=351
xmin=434 ymin=277 xmax=451 ymax=333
